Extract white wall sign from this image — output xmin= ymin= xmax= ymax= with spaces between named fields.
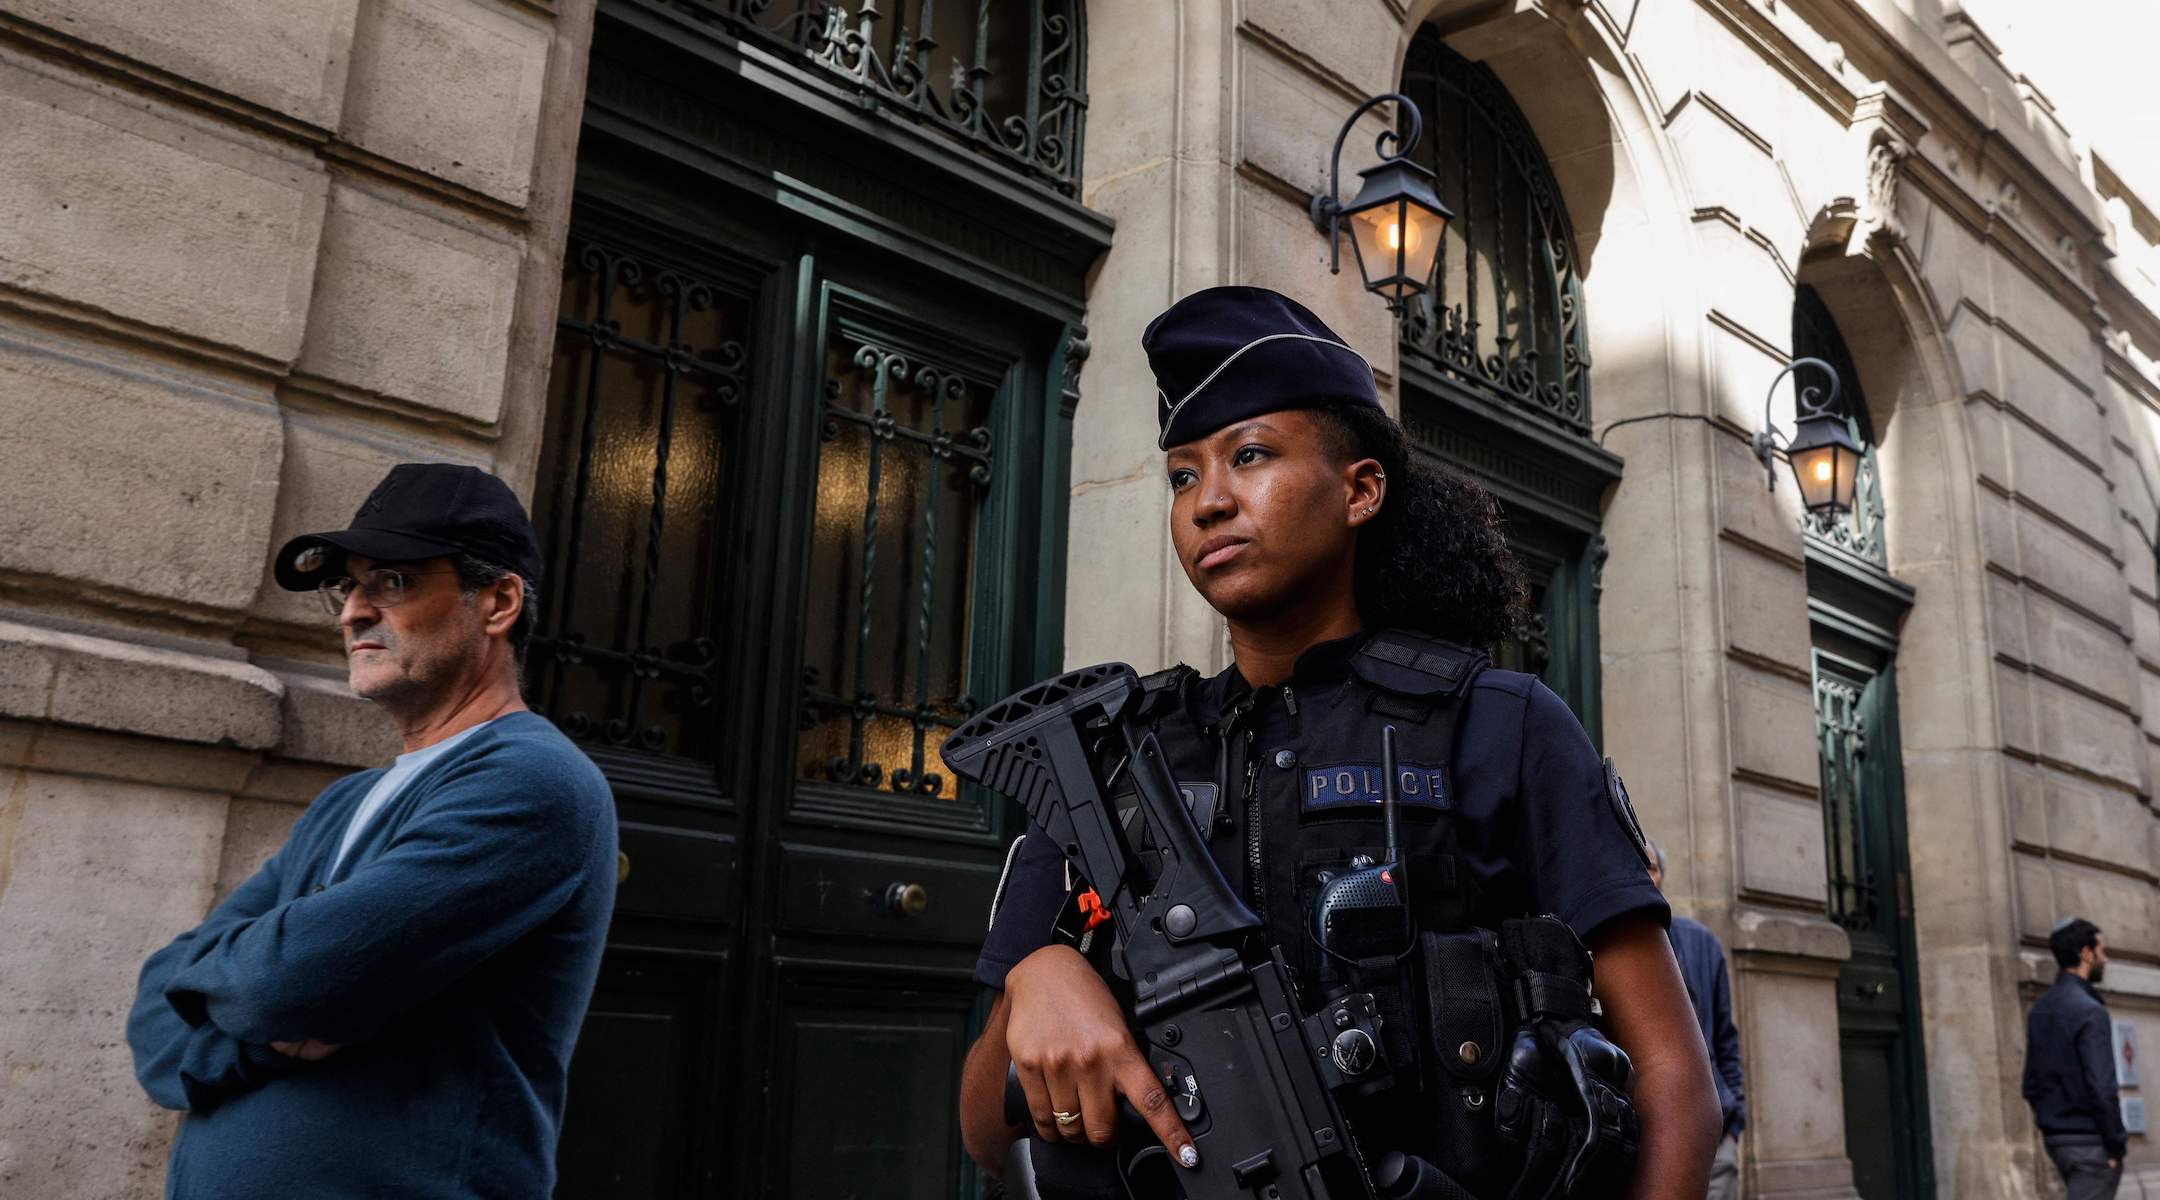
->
xmin=2124 ymin=1097 xmax=2147 ymax=1136
xmin=2115 ymin=1018 xmax=2140 ymax=1088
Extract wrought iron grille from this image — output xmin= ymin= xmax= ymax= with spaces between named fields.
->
xmin=674 ymin=0 xmax=1087 ymax=196
xmin=1397 ymin=31 xmax=1591 ymax=435
xmin=529 ymin=236 xmax=747 ymax=760
xmin=797 ymin=336 xmax=991 ymax=797
xmin=1815 ymin=669 xmax=1877 ymax=930
xmin=1794 ymin=285 xmax=1887 ymax=565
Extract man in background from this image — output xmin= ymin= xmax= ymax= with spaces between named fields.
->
xmin=127 ymin=463 xmax=617 ymax=1198
xmin=1646 ymin=838 xmax=1747 ymax=1200
xmin=2024 ymin=917 xmax=2125 ymax=1200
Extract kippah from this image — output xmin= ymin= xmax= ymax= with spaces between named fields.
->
xmin=1144 ymin=286 xmax=1381 ymax=450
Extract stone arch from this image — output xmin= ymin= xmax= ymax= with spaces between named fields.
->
xmin=1390 ymin=0 xmax=1721 ymax=901
xmin=1795 ymin=214 xmax=2022 ymax=1195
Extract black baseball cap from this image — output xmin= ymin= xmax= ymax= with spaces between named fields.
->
xmin=273 ymin=463 xmax=544 ymax=592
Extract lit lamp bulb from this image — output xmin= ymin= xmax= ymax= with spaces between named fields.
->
xmin=1384 ymin=218 xmax=1422 ymax=255
xmin=1813 ymin=458 xmax=1832 ymax=483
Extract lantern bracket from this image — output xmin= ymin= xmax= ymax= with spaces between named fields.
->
xmin=1308 ymin=92 xmax=1424 ymax=274
xmin=1751 ymin=356 xmax=1842 ymax=491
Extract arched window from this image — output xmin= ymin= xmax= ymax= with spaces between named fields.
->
xmin=1794 ymin=283 xmax=1932 ymax=1195
xmin=1398 ymin=33 xmax=1590 ymax=434
xmin=688 ymin=0 xmax=1088 ymax=195
xmin=1393 ymin=28 xmax=1615 ymax=738
xmin=1793 ymin=284 xmax=1886 ymax=566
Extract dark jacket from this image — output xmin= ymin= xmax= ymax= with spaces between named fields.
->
xmin=127 ymin=712 xmax=617 ymax=1199
xmin=2022 ymin=971 xmax=2127 ymax=1158
xmin=1668 ymin=916 xmax=1746 ymax=1140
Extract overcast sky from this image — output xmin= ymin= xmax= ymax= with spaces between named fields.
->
xmin=1954 ymin=0 xmax=2160 ymax=207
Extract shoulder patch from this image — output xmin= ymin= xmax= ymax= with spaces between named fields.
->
xmin=1602 ymin=757 xmax=1653 ymax=870
xmin=1353 ymin=631 xmax=1488 ymax=698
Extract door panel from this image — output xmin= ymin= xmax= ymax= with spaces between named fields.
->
xmin=768 ymin=969 xmax=978 ymax=1200
xmin=540 ymin=217 xmax=776 ymax=1198
xmin=776 ymin=845 xmax=1004 ymax=945
xmin=745 ymin=264 xmax=1047 ymax=1195
xmin=558 ymin=951 xmax=728 ymax=1197
xmin=1812 ymin=648 xmax=1934 ymax=1199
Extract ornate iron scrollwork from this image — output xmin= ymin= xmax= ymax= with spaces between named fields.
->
xmin=799 ymin=336 xmax=990 ymax=797
xmin=530 ymin=236 xmax=745 ymax=760
xmin=680 ymin=0 xmax=1088 ymax=196
xmin=1397 ymin=31 xmax=1591 ymax=436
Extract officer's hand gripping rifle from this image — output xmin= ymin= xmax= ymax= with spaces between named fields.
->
xmin=942 ymin=666 xmax=1463 ymax=1200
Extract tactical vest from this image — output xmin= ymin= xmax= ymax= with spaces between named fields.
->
xmin=1132 ymin=629 xmax=1482 ymax=951
xmin=1115 ymin=629 xmax=1521 ymax=1194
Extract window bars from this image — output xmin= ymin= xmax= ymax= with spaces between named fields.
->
xmin=531 ymin=237 xmax=746 ymax=760
xmin=797 ymin=337 xmax=991 ymax=797
xmin=1396 ymin=32 xmax=1591 ymax=436
xmin=681 ymin=0 xmax=1088 ymax=197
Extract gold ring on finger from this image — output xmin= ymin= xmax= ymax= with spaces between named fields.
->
xmin=1053 ymin=1110 xmax=1081 ymax=1127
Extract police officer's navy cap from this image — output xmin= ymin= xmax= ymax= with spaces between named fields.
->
xmin=273 ymin=462 xmax=545 ymax=592
xmin=1145 ymin=285 xmax=1381 ymax=450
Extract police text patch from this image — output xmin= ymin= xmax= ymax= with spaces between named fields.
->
xmin=1303 ymin=762 xmax=1452 ymax=812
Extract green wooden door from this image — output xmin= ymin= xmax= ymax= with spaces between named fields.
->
xmin=1810 ymin=642 xmax=1935 ymax=1200
xmin=533 ymin=4 xmax=1105 ymax=1190
xmin=535 ymin=212 xmax=770 ymax=1199
xmin=743 ymin=250 xmax=1060 ymax=1200
xmin=533 ymin=178 xmax=1069 ymax=1196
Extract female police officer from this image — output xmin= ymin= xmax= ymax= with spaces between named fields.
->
xmin=958 ymin=287 xmax=1718 ymax=1197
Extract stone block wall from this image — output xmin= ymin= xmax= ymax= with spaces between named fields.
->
xmin=0 ymin=2 xmax=596 ymax=1195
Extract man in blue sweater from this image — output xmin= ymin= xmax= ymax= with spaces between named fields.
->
xmin=1646 ymin=838 xmax=1747 ymax=1200
xmin=127 ymin=463 xmax=617 ymax=1199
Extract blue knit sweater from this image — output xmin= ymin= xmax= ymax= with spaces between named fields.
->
xmin=127 ymin=712 xmax=617 ymax=1199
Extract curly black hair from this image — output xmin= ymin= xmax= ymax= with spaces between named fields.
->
xmin=1309 ymin=403 xmax=1529 ymax=648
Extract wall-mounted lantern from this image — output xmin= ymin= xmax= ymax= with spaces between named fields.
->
xmin=1308 ymin=93 xmax=1453 ymax=311
xmin=1753 ymin=357 xmax=1863 ymax=515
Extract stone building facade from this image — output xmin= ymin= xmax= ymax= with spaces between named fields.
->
xmin=2 ymin=1 xmax=2157 ymax=1198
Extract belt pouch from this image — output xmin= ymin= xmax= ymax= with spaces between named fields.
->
xmin=1415 ymin=928 xmax=1510 ymax=1192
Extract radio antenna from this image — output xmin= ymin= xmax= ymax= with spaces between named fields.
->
xmin=1381 ymin=724 xmax=1401 ymax=865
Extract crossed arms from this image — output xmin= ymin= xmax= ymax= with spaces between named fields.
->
xmin=127 ymin=752 xmax=596 ymax=1112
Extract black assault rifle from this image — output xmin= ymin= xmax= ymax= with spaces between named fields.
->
xmin=941 ymin=665 xmax=1463 ymax=1200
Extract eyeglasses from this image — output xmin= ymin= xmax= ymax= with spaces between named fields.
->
xmin=317 ymin=568 xmax=458 ymax=617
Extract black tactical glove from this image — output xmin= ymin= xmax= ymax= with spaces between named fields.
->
xmin=1494 ymin=1024 xmax=1575 ymax=1200
xmin=1553 ymin=1021 xmax=1638 ymax=1193
xmin=1491 ymin=918 xmax=1640 ymax=1200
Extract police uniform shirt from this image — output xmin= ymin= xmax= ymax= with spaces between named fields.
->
xmin=973 ymin=630 xmax=1669 ymax=991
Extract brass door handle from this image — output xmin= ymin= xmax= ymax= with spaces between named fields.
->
xmin=618 ymin=851 xmax=631 ymax=885
xmin=883 ymin=882 xmax=929 ymax=917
